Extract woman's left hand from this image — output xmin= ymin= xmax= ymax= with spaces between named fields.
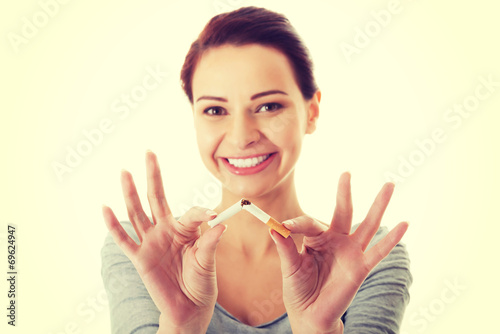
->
xmin=270 ymin=172 xmax=408 ymax=334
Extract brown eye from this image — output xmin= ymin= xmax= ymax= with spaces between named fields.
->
xmin=257 ymin=103 xmax=282 ymax=113
xmin=204 ymin=107 xmax=226 ymax=116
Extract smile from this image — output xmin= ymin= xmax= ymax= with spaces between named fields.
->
xmin=221 ymin=153 xmax=277 ymax=175
xmin=226 ymin=154 xmax=272 ymax=168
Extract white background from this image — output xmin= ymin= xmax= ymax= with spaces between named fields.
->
xmin=1 ymin=0 xmax=499 ymax=333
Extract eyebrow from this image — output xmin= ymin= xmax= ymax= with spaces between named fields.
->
xmin=195 ymin=89 xmax=288 ymax=102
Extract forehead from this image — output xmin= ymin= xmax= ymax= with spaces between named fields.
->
xmin=192 ymin=44 xmax=299 ymax=99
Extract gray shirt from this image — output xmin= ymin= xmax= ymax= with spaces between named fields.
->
xmin=101 ymin=221 xmax=412 ymax=333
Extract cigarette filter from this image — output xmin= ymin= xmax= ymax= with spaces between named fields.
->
xmin=242 ymin=203 xmax=291 ymax=238
xmin=264 ymin=217 xmax=291 ymax=239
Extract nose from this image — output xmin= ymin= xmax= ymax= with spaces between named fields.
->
xmin=226 ymin=110 xmax=261 ymax=149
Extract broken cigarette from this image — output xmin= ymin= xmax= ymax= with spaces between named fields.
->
xmin=242 ymin=202 xmax=291 ymax=238
xmin=207 ymin=200 xmax=243 ymax=227
xmin=207 ymin=198 xmax=291 ymax=238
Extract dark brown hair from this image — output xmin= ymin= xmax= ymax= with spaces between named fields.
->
xmin=180 ymin=6 xmax=318 ymax=104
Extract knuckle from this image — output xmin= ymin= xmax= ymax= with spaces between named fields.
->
xmin=124 ymin=187 xmax=136 ymax=197
xmin=137 ymin=211 xmax=149 ymax=222
xmin=131 ymin=211 xmax=149 ymax=225
xmin=191 ymin=206 xmax=206 ymax=212
xmin=147 ymin=191 xmax=164 ymax=200
xmin=184 ymin=206 xmax=206 ymax=217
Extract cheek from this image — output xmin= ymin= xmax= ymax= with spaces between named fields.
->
xmin=195 ymin=123 xmax=219 ymax=162
xmin=262 ymin=115 xmax=304 ymax=154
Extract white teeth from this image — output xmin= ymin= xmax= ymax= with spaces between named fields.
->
xmin=227 ymin=154 xmax=271 ymax=168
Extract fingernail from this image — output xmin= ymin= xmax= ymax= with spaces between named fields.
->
xmin=269 ymin=229 xmax=277 ymax=244
xmin=217 ymin=225 xmax=228 ymax=241
xmin=282 ymin=220 xmax=294 ymax=227
xmin=206 ymin=209 xmax=218 ymax=217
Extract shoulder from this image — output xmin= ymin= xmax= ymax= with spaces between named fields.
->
xmin=100 ymin=220 xmax=142 ymax=293
xmin=342 ymin=224 xmax=412 ymax=332
xmin=349 ymin=222 xmax=412 ymax=287
xmin=100 ymin=221 xmax=161 ymax=333
xmin=101 ymin=220 xmax=140 ymax=272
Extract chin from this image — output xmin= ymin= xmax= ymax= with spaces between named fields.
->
xmin=221 ymin=176 xmax=274 ymax=199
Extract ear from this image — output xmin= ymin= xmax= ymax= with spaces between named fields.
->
xmin=305 ymin=90 xmax=321 ymax=134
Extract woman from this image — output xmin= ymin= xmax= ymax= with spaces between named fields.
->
xmin=101 ymin=6 xmax=412 ymax=334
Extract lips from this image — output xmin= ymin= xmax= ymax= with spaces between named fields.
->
xmin=221 ymin=153 xmax=277 ymax=175
xmin=227 ymin=154 xmax=272 ymax=168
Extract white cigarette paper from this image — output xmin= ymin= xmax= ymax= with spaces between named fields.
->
xmin=242 ymin=203 xmax=270 ymax=223
xmin=243 ymin=203 xmax=291 ymax=238
xmin=208 ymin=198 xmax=291 ymax=238
xmin=207 ymin=200 xmax=243 ymax=227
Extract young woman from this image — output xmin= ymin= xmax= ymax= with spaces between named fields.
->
xmin=101 ymin=6 xmax=412 ymax=334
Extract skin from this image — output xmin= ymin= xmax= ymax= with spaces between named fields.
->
xmin=191 ymin=44 xmax=318 ymax=256
xmin=102 ymin=44 xmax=409 ymax=334
xmin=192 ymin=44 xmax=318 ymax=326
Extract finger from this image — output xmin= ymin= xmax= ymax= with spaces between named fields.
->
xmin=177 ymin=206 xmax=218 ymax=239
xmin=282 ymin=215 xmax=327 ymax=237
xmin=145 ymin=151 xmax=172 ymax=225
xmin=121 ymin=169 xmax=152 ymax=243
xmin=365 ymin=222 xmax=409 ymax=269
xmin=329 ymin=172 xmax=353 ymax=235
xmin=269 ymin=229 xmax=302 ymax=279
xmin=194 ymin=224 xmax=227 ymax=272
xmin=282 ymin=216 xmax=330 ymax=252
xmin=102 ymin=205 xmax=139 ymax=257
xmin=352 ymin=182 xmax=395 ymax=251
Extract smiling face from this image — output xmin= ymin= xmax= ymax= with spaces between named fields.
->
xmin=191 ymin=43 xmax=320 ymax=199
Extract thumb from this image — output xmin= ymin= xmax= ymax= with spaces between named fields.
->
xmin=195 ymin=224 xmax=226 ymax=272
xmin=270 ymin=229 xmax=301 ymax=278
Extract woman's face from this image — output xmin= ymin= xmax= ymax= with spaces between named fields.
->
xmin=191 ymin=43 xmax=320 ymax=198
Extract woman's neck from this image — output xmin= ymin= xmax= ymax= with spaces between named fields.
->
xmin=211 ymin=173 xmax=304 ymax=260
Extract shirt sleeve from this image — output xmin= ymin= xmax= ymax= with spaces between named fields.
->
xmin=100 ymin=221 xmax=160 ymax=334
xmin=342 ymin=225 xmax=413 ymax=334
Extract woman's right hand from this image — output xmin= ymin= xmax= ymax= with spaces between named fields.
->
xmin=102 ymin=151 xmax=226 ymax=333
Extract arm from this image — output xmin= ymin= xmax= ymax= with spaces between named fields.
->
xmin=101 ymin=221 xmax=160 ymax=334
xmin=342 ymin=227 xmax=412 ymax=334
